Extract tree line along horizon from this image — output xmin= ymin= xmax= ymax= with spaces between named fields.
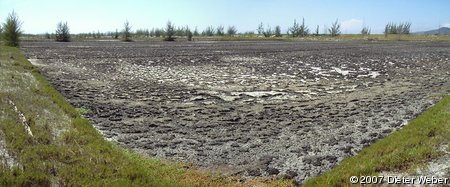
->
xmin=1 ymin=11 xmax=412 ymax=46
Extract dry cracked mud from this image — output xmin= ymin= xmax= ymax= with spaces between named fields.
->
xmin=21 ymin=41 xmax=450 ymax=184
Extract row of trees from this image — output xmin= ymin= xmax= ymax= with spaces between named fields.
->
xmin=121 ymin=20 xmax=405 ymax=39
xmin=384 ymin=22 xmax=411 ymax=36
xmin=47 ymin=18 xmax=353 ymax=42
xmin=2 ymin=11 xmax=414 ymax=46
xmin=256 ymin=19 xmax=342 ymax=38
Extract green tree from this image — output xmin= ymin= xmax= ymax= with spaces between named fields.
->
xmin=55 ymin=21 xmax=70 ymax=42
xmin=114 ymin=29 xmax=119 ymax=39
xmin=164 ymin=21 xmax=175 ymax=41
xmin=193 ymin=27 xmax=199 ymax=36
xmin=315 ymin=25 xmax=319 ymax=36
xmin=122 ymin=20 xmax=132 ymax=42
xmin=257 ymin=22 xmax=264 ymax=35
xmin=361 ymin=26 xmax=371 ymax=35
xmin=186 ymin=26 xmax=193 ymax=41
xmin=2 ymin=11 xmax=22 ymax=47
xmin=328 ymin=19 xmax=341 ymax=37
xmin=274 ymin=25 xmax=282 ymax=37
xmin=202 ymin=26 xmax=214 ymax=36
xmin=216 ymin=25 xmax=225 ymax=36
xmin=227 ymin=26 xmax=237 ymax=36
xmin=298 ymin=18 xmax=309 ymax=37
xmin=288 ymin=19 xmax=300 ymax=37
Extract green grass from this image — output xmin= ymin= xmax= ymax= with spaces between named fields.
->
xmin=0 ymin=46 xmax=295 ymax=186
xmin=303 ymin=94 xmax=450 ymax=186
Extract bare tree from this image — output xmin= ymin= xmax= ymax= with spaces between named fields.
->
xmin=328 ymin=19 xmax=341 ymax=36
xmin=315 ymin=25 xmax=319 ymax=36
xmin=122 ymin=20 xmax=132 ymax=41
xmin=2 ymin=11 xmax=22 ymax=47
xmin=55 ymin=21 xmax=71 ymax=42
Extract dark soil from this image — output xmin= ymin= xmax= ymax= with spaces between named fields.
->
xmin=21 ymin=41 xmax=450 ymax=184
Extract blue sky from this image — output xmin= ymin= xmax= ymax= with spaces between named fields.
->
xmin=1 ymin=0 xmax=449 ymax=34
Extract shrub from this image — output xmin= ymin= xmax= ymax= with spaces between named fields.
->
xmin=2 ymin=11 xmax=22 ymax=47
xmin=114 ymin=29 xmax=119 ymax=39
xmin=175 ymin=26 xmax=185 ymax=36
xmin=202 ymin=26 xmax=214 ymax=36
xmin=227 ymin=26 xmax=237 ymax=36
xmin=122 ymin=20 xmax=132 ymax=42
xmin=262 ymin=25 xmax=272 ymax=37
xmin=216 ymin=25 xmax=225 ymax=36
xmin=328 ymin=19 xmax=341 ymax=37
xmin=164 ymin=21 xmax=175 ymax=41
xmin=193 ymin=27 xmax=199 ymax=36
xmin=186 ymin=26 xmax=193 ymax=41
xmin=45 ymin=32 xmax=51 ymax=39
xmin=361 ymin=26 xmax=371 ymax=35
xmin=154 ymin=28 xmax=163 ymax=37
xmin=55 ymin=21 xmax=70 ymax=42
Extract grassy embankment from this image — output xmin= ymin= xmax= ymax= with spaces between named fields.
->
xmin=0 ymin=46 xmax=293 ymax=186
xmin=304 ymin=93 xmax=450 ymax=186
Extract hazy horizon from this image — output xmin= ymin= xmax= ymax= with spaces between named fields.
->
xmin=1 ymin=0 xmax=449 ymax=35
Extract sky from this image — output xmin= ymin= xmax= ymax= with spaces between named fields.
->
xmin=1 ymin=0 xmax=450 ymax=34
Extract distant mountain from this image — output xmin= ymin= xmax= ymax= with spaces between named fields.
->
xmin=414 ymin=27 xmax=450 ymax=35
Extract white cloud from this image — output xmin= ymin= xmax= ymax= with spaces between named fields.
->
xmin=341 ymin=19 xmax=363 ymax=31
xmin=442 ymin=23 xmax=450 ymax=28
